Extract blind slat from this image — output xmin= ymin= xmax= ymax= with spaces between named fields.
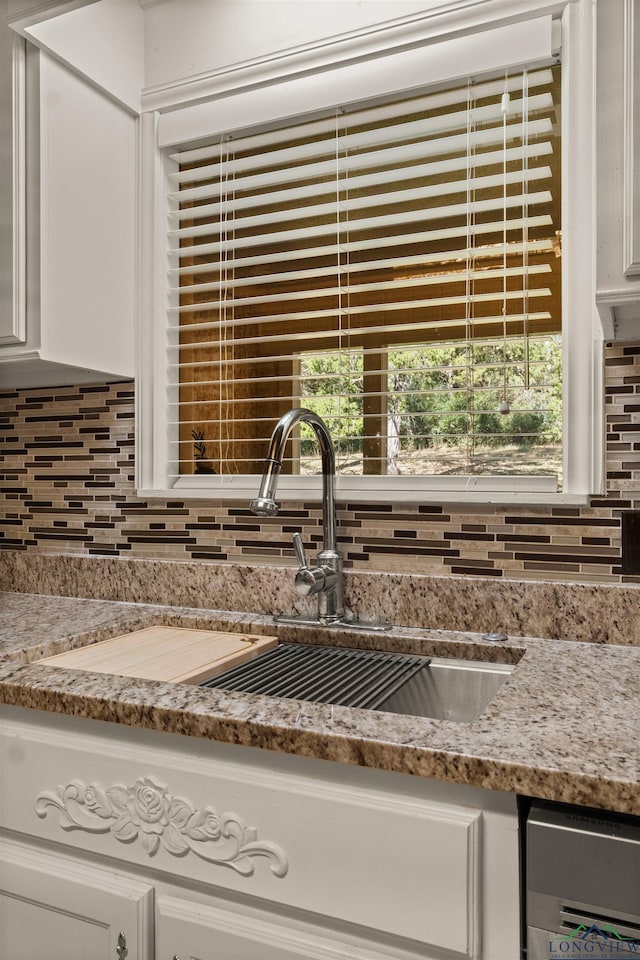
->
xmin=175 ymin=350 xmax=554 ymax=374
xmin=171 ymin=168 xmax=552 ymax=241
xmin=174 ymin=289 xmax=551 ymax=334
xmin=172 ymin=143 xmax=553 ymax=219
xmin=173 ymin=258 xmax=551 ymax=302
xmin=172 ymin=191 xmax=552 ymax=256
xmin=172 ymin=110 xmax=553 ymax=190
xmin=171 ymin=236 xmax=554 ymax=283
xmin=174 ymin=265 xmax=551 ymax=315
xmin=172 ymin=124 xmax=553 ymax=205
xmin=174 ymin=311 xmax=552 ymax=350
xmin=173 ymin=214 xmax=554 ymax=265
xmin=170 ymin=69 xmax=554 ymax=166
xmin=174 ymin=374 xmax=550 ymax=392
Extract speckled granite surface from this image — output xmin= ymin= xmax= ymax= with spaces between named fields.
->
xmin=3 ymin=549 xmax=640 ymax=644
xmin=1 ymin=590 xmax=638 ymax=815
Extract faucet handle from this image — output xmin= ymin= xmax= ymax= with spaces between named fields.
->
xmin=292 ymin=533 xmax=325 ymax=597
xmin=292 ymin=532 xmax=308 ymax=569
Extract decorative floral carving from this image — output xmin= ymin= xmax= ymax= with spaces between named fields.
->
xmin=35 ymin=776 xmax=288 ymax=877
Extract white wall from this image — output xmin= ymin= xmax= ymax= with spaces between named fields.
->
xmin=143 ymin=0 xmax=438 ymax=88
xmin=10 ymin=1 xmax=460 ymax=106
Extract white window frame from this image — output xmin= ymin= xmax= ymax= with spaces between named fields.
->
xmin=137 ymin=0 xmax=603 ymax=505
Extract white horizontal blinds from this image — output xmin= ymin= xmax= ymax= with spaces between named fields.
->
xmin=170 ymin=65 xmax=561 ymax=478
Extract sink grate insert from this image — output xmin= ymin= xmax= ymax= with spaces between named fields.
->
xmin=199 ymin=642 xmax=431 ymax=709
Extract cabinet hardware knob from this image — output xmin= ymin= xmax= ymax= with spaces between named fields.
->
xmin=116 ymin=932 xmax=128 ymax=959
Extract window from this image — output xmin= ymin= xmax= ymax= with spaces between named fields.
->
xmin=138 ymin=1 xmax=601 ymax=503
xmin=171 ymin=67 xmax=561 ymax=485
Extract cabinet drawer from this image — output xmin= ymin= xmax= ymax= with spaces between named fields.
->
xmin=0 ymin=707 xmax=481 ymax=957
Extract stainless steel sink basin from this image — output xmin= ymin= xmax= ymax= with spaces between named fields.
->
xmin=375 ymin=657 xmax=513 ymax=722
xmin=199 ymin=642 xmax=514 ymax=723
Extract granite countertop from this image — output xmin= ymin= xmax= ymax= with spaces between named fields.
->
xmin=0 ymin=590 xmax=639 ymax=815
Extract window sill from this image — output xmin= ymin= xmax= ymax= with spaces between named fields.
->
xmin=138 ymin=474 xmax=590 ymax=507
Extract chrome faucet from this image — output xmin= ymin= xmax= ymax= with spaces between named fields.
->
xmin=251 ymin=408 xmax=345 ymax=624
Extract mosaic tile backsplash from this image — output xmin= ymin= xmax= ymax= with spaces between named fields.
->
xmin=1 ymin=342 xmax=640 ymax=584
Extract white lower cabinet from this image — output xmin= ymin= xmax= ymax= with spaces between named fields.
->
xmin=0 ymin=837 xmax=153 ymax=960
xmin=0 ymin=705 xmax=521 ymax=960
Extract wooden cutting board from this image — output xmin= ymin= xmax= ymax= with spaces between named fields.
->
xmin=38 ymin=626 xmax=278 ymax=685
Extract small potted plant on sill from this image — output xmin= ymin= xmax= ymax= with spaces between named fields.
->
xmin=191 ymin=428 xmax=216 ymax=474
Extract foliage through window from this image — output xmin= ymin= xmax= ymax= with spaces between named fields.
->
xmin=300 ymin=336 xmax=562 ymax=477
xmin=171 ymin=64 xmax=561 ymax=484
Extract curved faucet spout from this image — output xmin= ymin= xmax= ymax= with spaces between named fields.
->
xmin=251 ymin=408 xmax=338 ymax=554
xmin=251 ymin=408 xmax=343 ymax=623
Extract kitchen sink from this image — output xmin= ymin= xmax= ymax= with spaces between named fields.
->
xmin=199 ymin=642 xmax=514 ymax=723
xmin=374 ymin=657 xmax=513 ymax=722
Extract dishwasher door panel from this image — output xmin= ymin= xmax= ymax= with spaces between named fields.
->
xmin=525 ymin=801 xmax=640 ymax=958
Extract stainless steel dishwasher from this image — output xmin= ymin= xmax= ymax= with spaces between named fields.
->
xmin=526 ymin=801 xmax=640 ymax=958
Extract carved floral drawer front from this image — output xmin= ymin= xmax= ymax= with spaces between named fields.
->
xmin=0 ymin=709 xmax=481 ymax=957
xmin=35 ymin=775 xmax=289 ymax=877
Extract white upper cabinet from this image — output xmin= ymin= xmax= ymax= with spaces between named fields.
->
xmin=0 ymin=1 xmax=137 ymax=389
xmin=596 ymin=0 xmax=640 ymax=337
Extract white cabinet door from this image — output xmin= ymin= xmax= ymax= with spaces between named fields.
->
xmin=0 ymin=8 xmax=25 ymax=347
xmin=0 ymin=40 xmax=136 ymax=388
xmin=623 ymin=0 xmax=640 ymax=277
xmin=158 ymin=896 xmax=325 ymax=960
xmin=596 ymin=0 xmax=640 ymax=334
xmin=0 ymin=838 xmax=153 ymax=960
xmin=156 ymin=894 xmax=426 ymax=960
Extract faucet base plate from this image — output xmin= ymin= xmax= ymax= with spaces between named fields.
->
xmin=274 ymin=614 xmax=392 ymax=632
